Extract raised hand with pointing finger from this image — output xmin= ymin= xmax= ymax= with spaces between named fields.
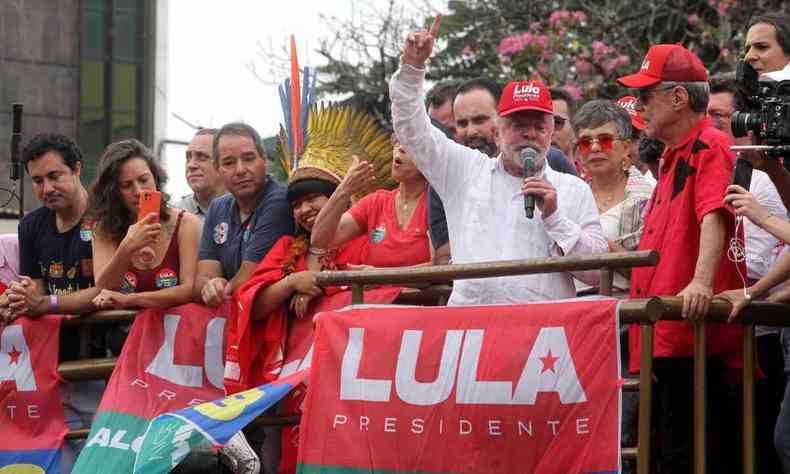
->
xmin=401 ymin=16 xmax=441 ymax=68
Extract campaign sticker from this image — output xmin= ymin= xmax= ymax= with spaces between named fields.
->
xmin=155 ymin=268 xmax=179 ymax=289
xmin=243 ymin=224 xmax=252 ymax=242
xmin=370 ymin=225 xmax=386 ymax=244
xmin=81 ymin=258 xmax=93 ymax=277
xmin=49 ymin=262 xmax=64 ymax=278
xmin=121 ymin=272 xmax=137 ymax=294
xmin=214 ymin=222 xmax=229 ymax=244
xmin=79 ymin=225 xmax=93 ymax=242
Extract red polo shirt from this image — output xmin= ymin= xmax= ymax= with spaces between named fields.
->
xmin=629 ymin=117 xmax=744 ymax=372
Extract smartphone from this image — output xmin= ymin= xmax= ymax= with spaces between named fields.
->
xmin=731 ymin=158 xmax=754 ymax=190
xmin=137 ymin=190 xmax=162 ymax=222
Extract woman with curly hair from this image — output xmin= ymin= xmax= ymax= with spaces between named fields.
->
xmin=87 ymin=139 xmax=201 ymax=310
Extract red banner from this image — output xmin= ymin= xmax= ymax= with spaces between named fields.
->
xmin=97 ymin=303 xmax=227 ymax=417
xmin=0 ymin=316 xmax=67 ymax=471
xmin=298 ymin=299 xmax=621 ymax=474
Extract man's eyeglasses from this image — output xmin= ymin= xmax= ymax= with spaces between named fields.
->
xmin=553 ymin=116 xmax=568 ymax=129
xmin=636 ymin=85 xmax=676 ymax=109
xmin=577 ymin=133 xmax=621 ymax=155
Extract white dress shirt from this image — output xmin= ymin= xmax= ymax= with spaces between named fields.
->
xmin=390 ymin=64 xmax=608 ymax=305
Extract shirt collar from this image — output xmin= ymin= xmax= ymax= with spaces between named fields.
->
xmin=231 ymin=176 xmax=270 ymax=223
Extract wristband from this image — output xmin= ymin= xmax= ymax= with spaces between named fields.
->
xmin=308 ymin=247 xmax=331 ymax=256
xmin=48 ymin=294 xmax=59 ymax=311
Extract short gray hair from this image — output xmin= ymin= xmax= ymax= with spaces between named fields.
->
xmin=571 ymin=100 xmax=633 ymax=139
xmin=213 ymin=122 xmax=266 ymax=165
xmin=663 ymin=81 xmax=709 ymax=113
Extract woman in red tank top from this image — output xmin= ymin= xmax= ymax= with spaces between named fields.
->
xmin=87 ymin=139 xmax=201 ymax=309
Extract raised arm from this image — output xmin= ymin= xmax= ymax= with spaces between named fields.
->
xmin=311 ymin=156 xmax=372 ymax=249
xmin=93 ymin=213 xmax=161 ymax=290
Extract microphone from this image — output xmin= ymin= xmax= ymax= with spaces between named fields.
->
xmin=521 ymin=146 xmax=538 ymax=219
xmin=11 ymin=103 xmax=22 ymax=181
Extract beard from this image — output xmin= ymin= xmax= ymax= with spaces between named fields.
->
xmin=464 ymin=137 xmax=498 ymax=157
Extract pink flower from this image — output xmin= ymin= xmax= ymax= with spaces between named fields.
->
xmin=534 ymin=34 xmax=548 ymax=49
xmin=601 ymin=58 xmax=617 ymax=76
xmin=500 ymin=55 xmax=512 ymax=66
xmin=592 ymin=40 xmax=614 ymax=62
xmin=562 ymin=84 xmax=583 ymax=101
xmin=615 ymin=55 xmax=630 ymax=67
xmin=687 ymin=14 xmax=700 ymax=26
xmin=542 ymin=49 xmax=554 ymax=60
xmin=572 ymin=11 xmax=587 ymax=23
xmin=530 ymin=21 xmax=542 ymax=31
xmin=537 ymin=63 xmax=548 ymax=75
xmin=549 ymin=10 xmax=571 ymax=28
xmin=575 ymin=57 xmax=593 ymax=76
xmin=498 ymin=35 xmax=526 ymax=56
xmin=521 ymin=32 xmax=535 ymax=46
xmin=462 ymin=45 xmax=474 ymax=57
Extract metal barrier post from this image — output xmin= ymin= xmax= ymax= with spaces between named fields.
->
xmin=351 ymin=284 xmax=364 ymax=304
xmin=693 ymin=323 xmax=706 ymax=474
xmin=743 ymin=325 xmax=756 ymax=474
xmin=638 ymin=324 xmax=654 ymax=474
xmin=599 ymin=268 xmax=613 ymax=296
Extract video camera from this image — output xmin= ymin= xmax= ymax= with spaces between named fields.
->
xmin=731 ymin=61 xmax=790 ymax=158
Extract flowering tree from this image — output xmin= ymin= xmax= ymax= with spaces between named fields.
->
xmin=430 ymin=0 xmax=789 ymax=100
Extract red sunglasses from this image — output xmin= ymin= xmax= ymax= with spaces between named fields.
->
xmin=577 ymin=134 xmax=620 ymax=155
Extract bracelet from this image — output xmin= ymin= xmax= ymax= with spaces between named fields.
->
xmin=48 ymin=294 xmax=59 ymax=311
xmin=308 ymin=247 xmax=331 ymax=256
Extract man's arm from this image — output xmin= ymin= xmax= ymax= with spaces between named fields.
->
xmin=679 ymin=210 xmax=728 ymax=320
xmin=7 ymin=277 xmax=99 ymax=318
xmin=193 ymin=259 xmax=226 ymax=306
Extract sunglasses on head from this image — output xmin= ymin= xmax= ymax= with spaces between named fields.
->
xmin=577 ymin=134 xmax=620 ymax=155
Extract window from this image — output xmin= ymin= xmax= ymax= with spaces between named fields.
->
xmin=78 ymin=0 xmax=145 ymax=184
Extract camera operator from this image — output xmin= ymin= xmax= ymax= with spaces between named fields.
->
xmin=737 ymin=12 xmax=790 ymax=210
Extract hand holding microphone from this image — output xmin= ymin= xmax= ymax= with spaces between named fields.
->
xmin=520 ymin=146 xmax=559 ymax=219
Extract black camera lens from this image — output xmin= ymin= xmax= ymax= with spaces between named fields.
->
xmin=731 ymin=111 xmax=762 ymax=138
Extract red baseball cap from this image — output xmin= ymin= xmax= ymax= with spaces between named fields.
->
xmin=498 ymin=80 xmax=553 ymax=116
xmin=616 ymin=96 xmax=645 ymax=131
xmin=617 ymin=44 xmax=708 ymax=89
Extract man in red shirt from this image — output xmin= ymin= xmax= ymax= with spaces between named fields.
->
xmin=618 ymin=44 xmax=743 ymax=473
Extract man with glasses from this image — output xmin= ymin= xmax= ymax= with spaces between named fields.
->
xmin=390 ymin=18 xmax=606 ymax=305
xmin=550 ymin=87 xmax=576 ymax=163
xmin=618 ymin=43 xmax=744 ymax=474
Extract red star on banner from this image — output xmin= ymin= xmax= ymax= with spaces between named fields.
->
xmin=7 ymin=345 xmax=21 ymax=365
xmin=540 ymin=349 xmax=559 ymax=374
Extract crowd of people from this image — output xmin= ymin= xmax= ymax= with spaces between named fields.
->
xmin=4 ymin=8 xmax=790 ymax=474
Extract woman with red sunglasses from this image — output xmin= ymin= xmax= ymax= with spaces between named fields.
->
xmin=571 ymin=100 xmax=654 ymax=294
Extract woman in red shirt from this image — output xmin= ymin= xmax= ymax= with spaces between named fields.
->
xmin=310 ymin=134 xmax=433 ymax=267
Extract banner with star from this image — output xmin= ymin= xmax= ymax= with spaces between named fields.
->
xmin=297 ymin=299 xmax=622 ymax=474
xmin=0 ymin=316 xmax=67 ymax=473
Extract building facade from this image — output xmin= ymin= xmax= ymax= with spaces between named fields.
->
xmin=0 ymin=0 xmax=168 ymax=215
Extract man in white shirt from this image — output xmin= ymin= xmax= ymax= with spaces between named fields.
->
xmin=390 ymin=18 xmax=607 ymax=305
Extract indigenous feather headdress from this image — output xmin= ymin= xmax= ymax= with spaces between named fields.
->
xmin=278 ymin=37 xmax=394 ymax=192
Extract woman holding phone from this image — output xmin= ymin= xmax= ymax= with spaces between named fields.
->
xmin=88 ymin=139 xmax=200 ymax=310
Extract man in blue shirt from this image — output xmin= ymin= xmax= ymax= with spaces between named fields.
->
xmin=194 ymin=122 xmax=293 ymax=307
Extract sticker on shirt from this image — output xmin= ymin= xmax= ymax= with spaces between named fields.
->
xmin=155 ymin=268 xmax=179 ymax=289
xmin=243 ymin=223 xmax=252 ymax=242
xmin=81 ymin=258 xmax=93 ymax=277
xmin=121 ymin=272 xmax=137 ymax=294
xmin=214 ymin=222 xmax=229 ymax=245
xmin=66 ymin=266 xmax=77 ymax=280
xmin=370 ymin=225 xmax=386 ymax=244
xmin=49 ymin=262 xmax=64 ymax=279
xmin=79 ymin=222 xmax=93 ymax=242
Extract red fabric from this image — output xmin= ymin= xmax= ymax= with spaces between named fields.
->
xmin=348 ymin=189 xmax=431 ymax=268
xmin=629 ymin=117 xmax=744 ymax=373
xmin=498 ymin=80 xmax=553 ymax=115
xmin=297 ymin=300 xmax=621 ymax=473
xmin=122 ymin=210 xmax=184 ymax=293
xmin=617 ymin=44 xmax=708 ymax=88
xmin=224 ymin=235 xmax=368 ymax=394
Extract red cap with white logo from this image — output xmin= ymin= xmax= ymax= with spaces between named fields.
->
xmin=615 ymin=96 xmax=645 ymax=131
xmin=498 ymin=80 xmax=553 ymax=116
xmin=617 ymin=44 xmax=708 ymax=89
